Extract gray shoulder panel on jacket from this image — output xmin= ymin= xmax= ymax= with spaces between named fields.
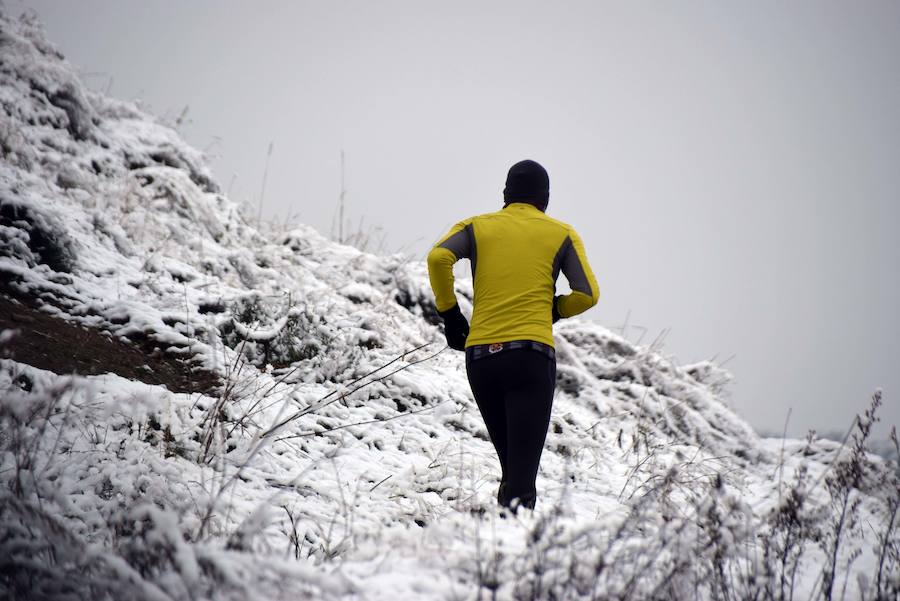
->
xmin=557 ymin=235 xmax=593 ymax=297
xmin=438 ymin=227 xmax=471 ymax=260
xmin=552 ymin=236 xmax=572 ymax=282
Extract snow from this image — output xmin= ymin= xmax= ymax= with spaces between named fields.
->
xmin=0 ymin=10 xmax=897 ymax=601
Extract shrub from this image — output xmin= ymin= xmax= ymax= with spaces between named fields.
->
xmin=0 ymin=196 xmax=75 ymax=273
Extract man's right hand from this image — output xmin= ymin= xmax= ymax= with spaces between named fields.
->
xmin=438 ymin=304 xmax=469 ymax=351
xmin=552 ymin=296 xmax=563 ymax=324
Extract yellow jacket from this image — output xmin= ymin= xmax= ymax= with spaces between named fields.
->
xmin=427 ymin=202 xmax=599 ymax=348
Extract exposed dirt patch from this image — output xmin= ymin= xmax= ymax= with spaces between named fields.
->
xmin=0 ymin=294 xmax=220 ymax=395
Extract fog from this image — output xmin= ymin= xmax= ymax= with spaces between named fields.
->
xmin=16 ymin=0 xmax=900 ymax=438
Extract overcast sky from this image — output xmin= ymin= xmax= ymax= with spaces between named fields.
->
xmin=16 ymin=0 xmax=899 ymax=438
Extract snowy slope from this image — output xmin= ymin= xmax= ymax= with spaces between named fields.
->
xmin=1 ymin=12 xmax=897 ymax=601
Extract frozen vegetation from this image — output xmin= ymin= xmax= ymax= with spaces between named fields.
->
xmin=0 ymin=12 xmax=897 ymax=601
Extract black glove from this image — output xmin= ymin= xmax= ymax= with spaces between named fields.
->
xmin=552 ymin=296 xmax=563 ymax=324
xmin=438 ymin=304 xmax=469 ymax=351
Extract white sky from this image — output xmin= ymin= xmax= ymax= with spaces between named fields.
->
xmin=15 ymin=0 xmax=899 ymax=438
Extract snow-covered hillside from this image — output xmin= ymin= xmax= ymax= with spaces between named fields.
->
xmin=1 ymin=12 xmax=897 ymax=601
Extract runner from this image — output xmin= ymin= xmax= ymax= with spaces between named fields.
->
xmin=427 ymin=159 xmax=599 ymax=510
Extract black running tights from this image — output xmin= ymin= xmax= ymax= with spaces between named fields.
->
xmin=466 ymin=349 xmax=556 ymax=510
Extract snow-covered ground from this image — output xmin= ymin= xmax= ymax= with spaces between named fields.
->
xmin=1 ymin=12 xmax=897 ymax=600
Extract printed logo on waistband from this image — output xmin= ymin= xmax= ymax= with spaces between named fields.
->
xmin=488 ymin=343 xmax=504 ymax=353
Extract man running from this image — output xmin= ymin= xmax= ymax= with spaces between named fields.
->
xmin=427 ymin=159 xmax=599 ymax=511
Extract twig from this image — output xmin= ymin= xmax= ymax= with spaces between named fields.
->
xmin=776 ymin=407 xmax=792 ymax=505
xmin=260 ymin=342 xmax=442 ymax=438
xmin=257 ymin=141 xmax=274 ymax=227
xmin=369 ymin=475 xmax=392 ymax=492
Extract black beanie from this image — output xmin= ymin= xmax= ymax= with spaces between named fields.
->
xmin=503 ymin=159 xmax=549 ymax=210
